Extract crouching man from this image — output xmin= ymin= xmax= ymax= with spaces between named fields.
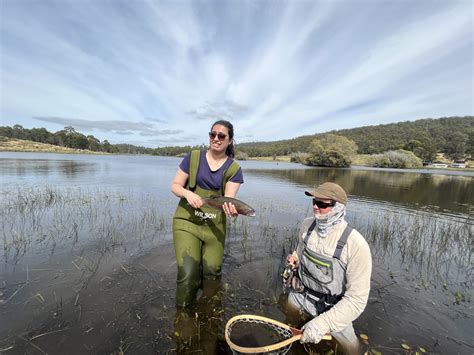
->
xmin=285 ymin=182 xmax=372 ymax=355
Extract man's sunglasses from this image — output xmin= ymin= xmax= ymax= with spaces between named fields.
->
xmin=209 ymin=131 xmax=228 ymax=141
xmin=312 ymin=199 xmax=335 ymax=209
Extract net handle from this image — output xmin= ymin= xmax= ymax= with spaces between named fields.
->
xmin=224 ymin=314 xmax=331 ymax=353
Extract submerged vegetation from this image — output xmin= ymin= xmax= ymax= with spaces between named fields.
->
xmin=360 ymin=210 xmax=472 ymax=285
xmin=0 ymin=186 xmax=472 ymax=353
xmin=1 ymin=187 xmax=169 ymax=264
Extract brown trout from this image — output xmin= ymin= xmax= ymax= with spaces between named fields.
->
xmin=201 ymin=196 xmax=256 ymax=217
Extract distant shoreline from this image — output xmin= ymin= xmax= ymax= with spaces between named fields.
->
xmin=1 ymin=137 xmax=472 ymax=173
xmin=0 ymin=137 xmax=108 ymax=155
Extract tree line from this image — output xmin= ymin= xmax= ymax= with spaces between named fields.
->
xmin=0 ymin=124 xmax=203 ymax=155
xmin=237 ymin=116 xmax=473 ymax=162
xmin=1 ymin=116 xmax=472 ymax=162
xmin=0 ymin=125 xmax=120 ymax=153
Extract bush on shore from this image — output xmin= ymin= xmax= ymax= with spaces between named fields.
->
xmin=290 ymin=152 xmax=310 ymax=164
xmin=235 ymin=151 xmax=249 ymax=161
xmin=306 ymin=134 xmax=358 ymax=168
xmin=369 ymin=149 xmax=422 ymax=168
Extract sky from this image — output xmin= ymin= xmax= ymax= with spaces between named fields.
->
xmin=1 ymin=0 xmax=473 ymax=147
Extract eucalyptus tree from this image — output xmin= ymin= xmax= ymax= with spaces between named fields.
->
xmin=306 ymin=134 xmax=358 ymax=168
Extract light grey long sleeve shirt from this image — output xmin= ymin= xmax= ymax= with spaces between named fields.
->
xmin=295 ymin=217 xmax=372 ymax=335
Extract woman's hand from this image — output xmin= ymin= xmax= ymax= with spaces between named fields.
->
xmin=222 ymin=202 xmax=238 ymax=217
xmin=184 ymin=191 xmax=203 ymax=209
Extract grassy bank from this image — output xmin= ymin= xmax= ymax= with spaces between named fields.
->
xmin=0 ymin=137 xmax=105 ymax=154
xmin=248 ymin=155 xmax=292 ymax=162
xmin=248 ymin=153 xmax=473 ymax=170
xmin=249 ymin=154 xmax=372 ymax=165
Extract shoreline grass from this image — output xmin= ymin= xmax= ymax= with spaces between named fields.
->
xmin=0 ymin=137 xmax=106 ymax=154
xmin=1 ymin=137 xmax=472 ymax=171
xmin=250 ymin=154 xmax=474 ymax=171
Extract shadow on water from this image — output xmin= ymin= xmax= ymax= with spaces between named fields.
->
xmin=0 ymin=155 xmax=472 ymax=354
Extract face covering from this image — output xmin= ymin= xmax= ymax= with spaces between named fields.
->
xmin=314 ymin=202 xmax=346 ymax=237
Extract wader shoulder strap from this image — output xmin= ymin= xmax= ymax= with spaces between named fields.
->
xmin=303 ymin=219 xmax=317 ymax=245
xmin=303 ymin=221 xmax=353 ymax=259
xmin=188 ymin=150 xmax=201 ymax=190
xmin=333 ymin=225 xmax=353 ymax=259
xmin=220 ymin=160 xmax=240 ymax=195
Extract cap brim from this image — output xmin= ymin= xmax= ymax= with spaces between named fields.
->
xmin=305 ymin=190 xmax=333 ymax=200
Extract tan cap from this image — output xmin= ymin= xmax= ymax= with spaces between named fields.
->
xmin=305 ymin=182 xmax=348 ymax=205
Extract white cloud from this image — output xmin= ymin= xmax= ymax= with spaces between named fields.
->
xmin=1 ymin=0 xmax=472 ymax=147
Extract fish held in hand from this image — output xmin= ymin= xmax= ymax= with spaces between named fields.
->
xmin=201 ymin=196 xmax=256 ymax=217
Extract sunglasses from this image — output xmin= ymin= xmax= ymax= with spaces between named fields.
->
xmin=312 ymin=199 xmax=335 ymax=209
xmin=209 ymin=131 xmax=228 ymax=141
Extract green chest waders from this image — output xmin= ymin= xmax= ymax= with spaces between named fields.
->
xmin=172 ymin=150 xmax=239 ymax=307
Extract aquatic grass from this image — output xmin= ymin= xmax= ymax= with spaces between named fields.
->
xmin=359 ymin=210 xmax=472 ymax=285
xmin=1 ymin=187 xmax=472 ymax=354
xmin=0 ymin=185 xmax=174 ymax=347
xmin=224 ymin=208 xmax=304 ymax=305
xmin=0 ymin=187 xmax=171 ymax=265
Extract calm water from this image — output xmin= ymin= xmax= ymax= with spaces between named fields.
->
xmin=0 ymin=152 xmax=472 ymax=354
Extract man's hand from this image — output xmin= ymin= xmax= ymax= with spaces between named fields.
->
xmin=300 ymin=319 xmax=323 ymax=344
xmin=286 ymin=251 xmax=299 ymax=269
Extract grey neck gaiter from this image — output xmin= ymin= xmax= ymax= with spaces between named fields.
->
xmin=314 ymin=202 xmax=346 ymax=237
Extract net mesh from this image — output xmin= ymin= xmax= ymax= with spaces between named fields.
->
xmin=226 ymin=317 xmax=294 ymax=355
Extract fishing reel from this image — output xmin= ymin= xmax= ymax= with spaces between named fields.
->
xmin=281 ymin=264 xmax=296 ymax=289
xmin=281 ymin=265 xmax=293 ymax=280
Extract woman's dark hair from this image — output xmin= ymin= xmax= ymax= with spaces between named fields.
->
xmin=211 ymin=120 xmax=235 ymax=158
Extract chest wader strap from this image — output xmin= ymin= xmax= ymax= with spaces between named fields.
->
xmin=303 ymin=221 xmax=353 ymax=260
xmin=333 ymin=225 xmax=353 ymax=259
xmin=188 ymin=150 xmax=240 ymax=195
xmin=303 ymin=219 xmax=317 ymax=245
xmin=188 ymin=150 xmax=201 ymax=191
xmin=221 ymin=161 xmax=239 ymax=194
xmin=300 ymin=223 xmax=353 ymax=313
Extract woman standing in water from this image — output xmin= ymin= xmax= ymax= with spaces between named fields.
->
xmin=171 ymin=120 xmax=244 ymax=307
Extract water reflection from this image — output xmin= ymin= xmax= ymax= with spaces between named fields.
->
xmin=0 ymin=153 xmax=472 ymax=354
xmin=245 ymin=168 xmax=474 ymax=216
xmin=0 ymin=158 xmax=97 ymax=179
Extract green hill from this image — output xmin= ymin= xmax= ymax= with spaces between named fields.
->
xmin=1 ymin=116 xmax=472 ymax=161
xmin=237 ymin=116 xmax=473 ymax=161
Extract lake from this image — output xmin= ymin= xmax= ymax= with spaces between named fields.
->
xmin=0 ymin=152 xmax=472 ymax=354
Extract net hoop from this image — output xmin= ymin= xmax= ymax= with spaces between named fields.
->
xmin=224 ymin=314 xmax=331 ymax=353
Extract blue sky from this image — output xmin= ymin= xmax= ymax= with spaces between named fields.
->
xmin=1 ymin=0 xmax=473 ymax=147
